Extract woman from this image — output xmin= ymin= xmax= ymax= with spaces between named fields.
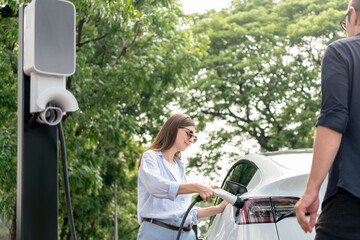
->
xmin=137 ymin=114 xmax=228 ymax=240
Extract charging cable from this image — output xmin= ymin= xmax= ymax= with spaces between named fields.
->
xmin=176 ymin=188 xmax=244 ymax=240
xmin=176 ymin=195 xmax=203 ymax=240
xmin=58 ymin=122 xmax=78 ymax=240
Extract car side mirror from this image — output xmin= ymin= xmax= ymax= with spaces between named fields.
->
xmin=226 ymin=181 xmax=247 ymax=196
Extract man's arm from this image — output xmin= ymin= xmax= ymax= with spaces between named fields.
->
xmin=295 ymin=125 xmax=342 ymax=233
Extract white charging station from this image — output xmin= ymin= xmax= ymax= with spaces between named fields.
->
xmin=17 ymin=1 xmax=79 ymax=239
xmin=23 ymin=0 xmax=78 ymax=125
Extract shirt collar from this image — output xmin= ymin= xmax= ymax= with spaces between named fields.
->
xmin=155 ymin=150 xmax=185 ymax=167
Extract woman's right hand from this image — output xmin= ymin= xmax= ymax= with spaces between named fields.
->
xmin=196 ymin=183 xmax=216 ymax=202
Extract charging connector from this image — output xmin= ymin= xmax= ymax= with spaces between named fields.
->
xmin=214 ymin=188 xmax=244 ymax=208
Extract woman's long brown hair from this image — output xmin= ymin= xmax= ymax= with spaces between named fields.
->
xmin=137 ymin=114 xmax=195 ymax=171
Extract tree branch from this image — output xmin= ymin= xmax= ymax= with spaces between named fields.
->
xmin=226 ymin=107 xmax=250 ymax=123
xmin=66 ymin=76 xmax=72 ymax=90
xmin=193 ymin=95 xmax=278 ymax=151
xmin=263 ymin=101 xmax=282 ymax=133
xmin=306 ymin=44 xmax=321 ymax=67
xmin=116 ymin=23 xmax=143 ymax=62
xmin=123 ymin=226 xmax=140 ymax=236
xmin=77 ymin=34 xmax=107 ymax=48
xmin=0 ymin=5 xmax=18 ymax=21
xmin=76 ymin=19 xmax=85 ymax=49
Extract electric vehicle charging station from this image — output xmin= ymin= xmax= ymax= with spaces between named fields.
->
xmin=17 ymin=0 xmax=77 ymax=239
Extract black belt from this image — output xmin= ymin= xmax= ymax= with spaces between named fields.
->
xmin=143 ymin=218 xmax=192 ymax=232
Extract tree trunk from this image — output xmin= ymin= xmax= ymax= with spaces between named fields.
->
xmin=66 ymin=230 xmax=71 ymax=240
xmin=115 ymin=183 xmax=118 ymax=240
xmin=60 ymin=216 xmax=69 ymax=240
xmin=10 ymin=204 xmax=16 ymax=240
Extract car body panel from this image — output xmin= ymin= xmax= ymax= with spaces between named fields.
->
xmin=205 ymin=150 xmax=328 ymax=240
xmin=206 ymin=205 xmax=279 ymax=240
xmin=276 ymin=218 xmax=315 ymax=240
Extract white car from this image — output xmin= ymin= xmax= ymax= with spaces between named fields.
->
xmin=204 ymin=149 xmax=327 ymax=240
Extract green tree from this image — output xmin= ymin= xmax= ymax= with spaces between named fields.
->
xmin=0 ymin=0 xmax=207 ymax=239
xmin=0 ymin=1 xmax=20 ymax=238
xmin=179 ymin=0 xmax=348 ymax=177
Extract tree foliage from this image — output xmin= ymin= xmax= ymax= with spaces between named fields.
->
xmin=179 ymin=0 xmax=347 ymax=177
xmin=0 ymin=0 xmax=207 ymax=239
xmin=0 ymin=0 xmax=350 ymax=238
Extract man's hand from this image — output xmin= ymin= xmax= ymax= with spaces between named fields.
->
xmin=295 ymin=126 xmax=342 ymax=233
xmin=295 ymin=189 xmax=320 ymax=233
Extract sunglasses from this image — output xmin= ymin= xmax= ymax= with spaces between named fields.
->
xmin=180 ymin=127 xmax=198 ymax=143
xmin=340 ymin=10 xmax=350 ymax=31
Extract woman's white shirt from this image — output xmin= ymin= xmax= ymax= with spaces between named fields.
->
xmin=163 ymin=159 xmax=182 ymax=183
xmin=137 ymin=150 xmax=198 ymax=226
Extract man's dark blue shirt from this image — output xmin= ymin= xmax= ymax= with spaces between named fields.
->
xmin=316 ymin=33 xmax=360 ymax=203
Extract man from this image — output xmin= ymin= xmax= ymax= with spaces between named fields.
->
xmin=295 ymin=0 xmax=360 ymax=239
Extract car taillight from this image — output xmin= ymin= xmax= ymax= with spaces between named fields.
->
xmin=235 ymin=197 xmax=299 ymax=224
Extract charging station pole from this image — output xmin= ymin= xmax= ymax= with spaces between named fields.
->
xmin=17 ymin=1 xmax=77 ymax=239
xmin=17 ymin=4 xmax=58 ymax=240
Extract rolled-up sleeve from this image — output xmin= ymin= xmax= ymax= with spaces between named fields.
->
xmin=189 ymin=208 xmax=199 ymax=225
xmin=316 ymin=44 xmax=349 ymax=133
xmin=139 ymin=151 xmax=180 ymax=200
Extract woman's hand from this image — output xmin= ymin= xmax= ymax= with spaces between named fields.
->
xmin=196 ymin=183 xmax=216 ymax=202
xmin=216 ymin=200 xmax=229 ymax=214
xmin=177 ymin=183 xmax=222 ymax=202
xmin=197 ymin=200 xmax=229 ymax=219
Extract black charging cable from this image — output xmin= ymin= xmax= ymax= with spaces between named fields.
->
xmin=176 ymin=195 xmax=203 ymax=240
xmin=58 ymin=122 xmax=78 ymax=240
xmin=28 ymin=112 xmax=39 ymax=126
